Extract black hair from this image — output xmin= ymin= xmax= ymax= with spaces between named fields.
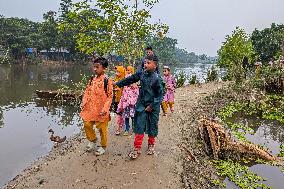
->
xmin=145 ymin=46 xmax=153 ymax=51
xmin=145 ymin=55 xmax=158 ymax=64
xmin=93 ymin=57 xmax=108 ymax=68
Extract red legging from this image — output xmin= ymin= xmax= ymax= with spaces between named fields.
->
xmin=134 ymin=134 xmax=155 ymax=150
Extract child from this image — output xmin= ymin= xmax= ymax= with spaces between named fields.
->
xmin=117 ymin=66 xmax=139 ymax=136
xmin=113 ymin=66 xmax=126 ymax=135
xmin=80 ymin=57 xmax=113 ymax=156
xmin=115 ymin=55 xmax=164 ymax=159
xmin=161 ymin=66 xmax=176 ymax=116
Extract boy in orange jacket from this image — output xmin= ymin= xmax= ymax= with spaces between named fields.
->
xmin=80 ymin=57 xmax=113 ymax=156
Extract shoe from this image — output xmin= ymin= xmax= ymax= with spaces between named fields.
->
xmin=95 ymin=147 xmax=106 ymax=156
xmin=86 ymin=141 xmax=96 ymax=152
xmin=115 ymin=130 xmax=120 ymax=135
xmin=123 ymin=131 xmax=129 ymax=136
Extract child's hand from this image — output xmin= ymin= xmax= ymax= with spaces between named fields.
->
xmin=145 ymin=106 xmax=153 ymax=112
xmin=100 ymin=111 xmax=107 ymax=116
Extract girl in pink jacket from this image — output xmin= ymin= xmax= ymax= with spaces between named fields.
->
xmin=117 ymin=66 xmax=139 ymax=136
xmin=161 ymin=66 xmax=176 ymax=116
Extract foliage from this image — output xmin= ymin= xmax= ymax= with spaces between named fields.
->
xmin=251 ymin=23 xmax=284 ymax=62
xmin=175 ymin=70 xmax=188 ymax=88
xmin=217 ymin=27 xmax=256 ymax=82
xmin=213 ymin=160 xmax=271 ymax=189
xmin=0 ymin=16 xmax=42 ymax=59
xmin=250 ymin=59 xmax=284 ymax=94
xmin=189 ymin=74 xmax=199 ymax=85
xmin=59 ymin=0 xmax=168 ymax=65
xmin=146 ymin=36 xmax=177 ymax=64
xmin=219 ymin=94 xmax=284 ymax=125
xmin=175 ymin=48 xmax=199 ymax=63
xmin=278 ymin=144 xmax=284 ymax=157
xmin=206 ymin=66 xmax=218 ymax=82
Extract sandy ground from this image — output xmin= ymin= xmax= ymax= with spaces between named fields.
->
xmin=5 ymin=83 xmax=225 ymax=189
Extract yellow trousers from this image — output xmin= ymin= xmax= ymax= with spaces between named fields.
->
xmin=83 ymin=121 xmax=108 ymax=148
xmin=161 ymin=101 xmax=174 ymax=114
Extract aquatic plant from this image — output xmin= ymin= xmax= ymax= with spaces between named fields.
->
xmin=213 ymin=159 xmax=271 ymax=189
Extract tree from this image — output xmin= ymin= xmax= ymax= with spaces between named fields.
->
xmin=217 ymin=27 xmax=256 ymax=81
xmin=146 ymin=36 xmax=177 ymax=64
xmin=0 ymin=16 xmax=41 ymax=59
xmin=251 ymin=23 xmax=284 ymax=62
xmin=58 ymin=0 xmax=168 ymax=65
xmin=40 ymin=11 xmax=58 ymax=52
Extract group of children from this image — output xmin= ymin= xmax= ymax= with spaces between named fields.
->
xmin=79 ymin=54 xmax=176 ymax=159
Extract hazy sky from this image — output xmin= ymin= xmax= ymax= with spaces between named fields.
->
xmin=1 ymin=0 xmax=284 ymax=56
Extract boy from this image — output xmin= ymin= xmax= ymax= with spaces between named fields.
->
xmin=114 ymin=55 xmax=164 ymax=159
xmin=80 ymin=57 xmax=113 ymax=156
xmin=139 ymin=46 xmax=160 ymax=73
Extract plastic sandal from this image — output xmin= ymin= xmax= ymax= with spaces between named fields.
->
xmin=147 ymin=145 xmax=155 ymax=155
xmin=128 ymin=149 xmax=141 ymax=159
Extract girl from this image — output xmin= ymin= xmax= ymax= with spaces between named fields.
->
xmin=161 ymin=66 xmax=176 ymax=116
xmin=113 ymin=66 xmax=126 ymax=135
xmin=117 ymin=66 xmax=139 ymax=136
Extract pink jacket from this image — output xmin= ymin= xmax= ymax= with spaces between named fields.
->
xmin=117 ymin=74 xmax=139 ymax=112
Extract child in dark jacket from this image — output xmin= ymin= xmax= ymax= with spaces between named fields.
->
xmin=114 ymin=55 xmax=164 ymax=159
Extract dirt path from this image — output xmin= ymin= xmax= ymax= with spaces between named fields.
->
xmin=6 ymin=83 xmax=224 ymax=189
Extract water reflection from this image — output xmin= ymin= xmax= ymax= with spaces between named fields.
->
xmin=230 ymin=114 xmax=284 ymax=154
xmin=225 ymin=114 xmax=284 ymax=189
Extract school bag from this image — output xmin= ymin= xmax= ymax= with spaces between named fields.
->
xmin=89 ymin=75 xmax=109 ymax=96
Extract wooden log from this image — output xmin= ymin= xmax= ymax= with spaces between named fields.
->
xmin=35 ymin=90 xmax=82 ymax=101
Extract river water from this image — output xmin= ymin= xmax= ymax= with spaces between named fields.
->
xmin=225 ymin=115 xmax=284 ymax=189
xmin=0 ymin=62 xmax=216 ymax=187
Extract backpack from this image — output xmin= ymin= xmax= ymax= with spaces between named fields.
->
xmin=89 ymin=76 xmax=109 ymax=97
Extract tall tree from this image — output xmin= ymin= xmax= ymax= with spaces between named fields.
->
xmin=218 ymin=27 xmax=256 ymax=81
xmin=58 ymin=0 xmax=168 ymax=65
xmin=251 ymin=23 xmax=284 ymax=62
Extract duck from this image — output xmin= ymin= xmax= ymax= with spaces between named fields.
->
xmin=48 ymin=129 xmax=66 ymax=143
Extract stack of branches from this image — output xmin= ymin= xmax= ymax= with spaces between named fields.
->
xmin=198 ymin=118 xmax=277 ymax=162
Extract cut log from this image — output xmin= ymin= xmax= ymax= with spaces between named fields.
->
xmin=198 ymin=118 xmax=276 ymax=162
xmin=35 ymin=90 xmax=82 ymax=101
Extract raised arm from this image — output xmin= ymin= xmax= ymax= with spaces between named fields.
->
xmin=116 ymin=71 xmax=141 ymax=88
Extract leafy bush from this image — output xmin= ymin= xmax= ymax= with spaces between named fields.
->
xmin=189 ymin=74 xmax=199 ymax=85
xmin=175 ymin=70 xmax=188 ymax=88
xmin=206 ymin=66 xmax=219 ymax=82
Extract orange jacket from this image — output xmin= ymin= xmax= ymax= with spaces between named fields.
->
xmin=80 ymin=74 xmax=113 ymax=122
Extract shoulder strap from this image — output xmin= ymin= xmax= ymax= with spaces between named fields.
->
xmin=104 ymin=77 xmax=109 ymax=97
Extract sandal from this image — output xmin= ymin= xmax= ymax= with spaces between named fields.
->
xmin=128 ymin=149 xmax=141 ymax=159
xmin=147 ymin=145 xmax=155 ymax=155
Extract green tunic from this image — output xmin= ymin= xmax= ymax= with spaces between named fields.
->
xmin=116 ymin=70 xmax=164 ymax=137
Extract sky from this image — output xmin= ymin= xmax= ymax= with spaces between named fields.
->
xmin=1 ymin=0 xmax=284 ymax=56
